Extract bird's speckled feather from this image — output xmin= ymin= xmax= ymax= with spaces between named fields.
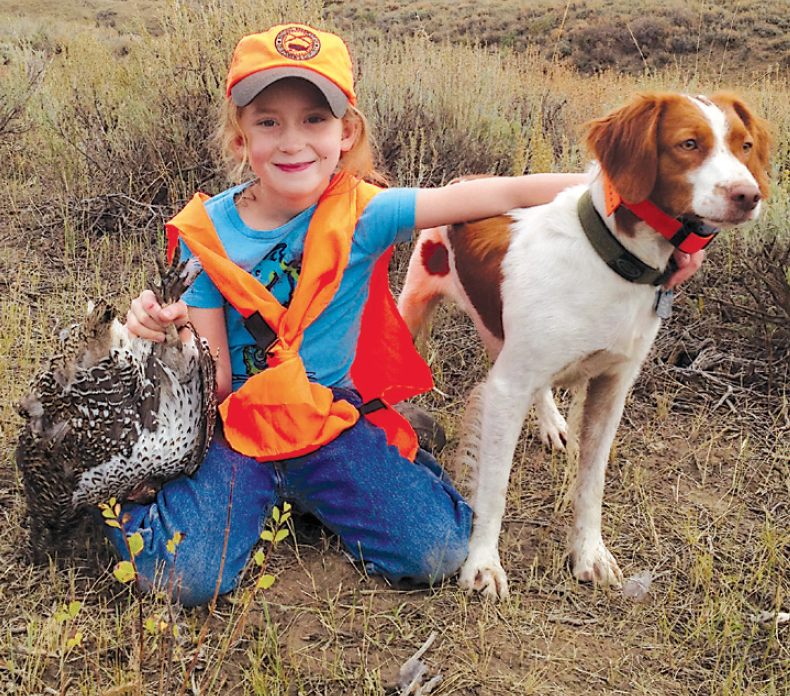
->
xmin=16 ymin=250 xmax=217 ymax=562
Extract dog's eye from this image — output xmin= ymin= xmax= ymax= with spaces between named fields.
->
xmin=743 ymin=141 xmax=753 ymax=153
xmin=680 ymin=139 xmax=697 ymax=151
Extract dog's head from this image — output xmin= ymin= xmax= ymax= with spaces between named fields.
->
xmin=584 ymin=92 xmax=771 ymax=228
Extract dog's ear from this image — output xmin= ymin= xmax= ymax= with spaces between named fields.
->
xmin=585 ymin=93 xmax=666 ymax=204
xmin=713 ymin=91 xmax=773 ymax=200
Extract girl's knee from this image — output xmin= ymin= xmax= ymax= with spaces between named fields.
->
xmin=425 ymin=532 xmax=469 ymax=582
xmin=105 ymin=503 xmax=251 ymax=607
xmin=156 ymin=569 xmax=234 ymax=608
xmin=134 ymin=546 xmax=243 ymax=607
xmin=406 ymin=527 xmax=470 ymax=584
xmin=361 ymin=511 xmax=471 ymax=586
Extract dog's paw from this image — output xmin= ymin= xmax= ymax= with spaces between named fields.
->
xmin=538 ymin=413 xmax=568 ymax=451
xmin=458 ymin=552 xmax=510 ymax=600
xmin=534 ymin=390 xmax=567 ymax=450
xmin=571 ymin=538 xmax=624 ymax=588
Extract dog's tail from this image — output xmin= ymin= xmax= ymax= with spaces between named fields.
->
xmin=397 ymin=227 xmax=453 ymax=345
xmin=452 ymin=380 xmax=487 ymax=506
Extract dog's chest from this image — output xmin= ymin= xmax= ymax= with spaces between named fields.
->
xmin=551 ymin=294 xmax=661 ymax=386
xmin=498 ymin=210 xmax=663 ymax=385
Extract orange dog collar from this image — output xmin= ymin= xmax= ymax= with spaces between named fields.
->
xmin=602 ymin=172 xmax=718 ymax=254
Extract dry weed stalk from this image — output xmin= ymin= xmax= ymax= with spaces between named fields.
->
xmin=752 ymin=238 xmax=790 ymax=325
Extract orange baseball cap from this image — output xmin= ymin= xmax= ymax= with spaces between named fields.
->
xmin=226 ymin=24 xmax=356 ymax=118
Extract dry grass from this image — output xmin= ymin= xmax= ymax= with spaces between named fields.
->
xmin=326 ymin=0 xmax=790 ymax=81
xmin=1 ymin=0 xmax=790 ymax=694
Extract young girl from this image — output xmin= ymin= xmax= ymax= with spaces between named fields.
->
xmin=120 ymin=24 xmax=702 ymax=606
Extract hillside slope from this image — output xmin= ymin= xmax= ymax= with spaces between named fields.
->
xmin=326 ymin=0 xmax=790 ymax=80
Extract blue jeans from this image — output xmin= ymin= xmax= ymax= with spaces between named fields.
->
xmin=103 ymin=392 xmax=472 ymax=606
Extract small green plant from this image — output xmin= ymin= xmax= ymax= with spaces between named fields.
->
xmin=195 ymin=503 xmax=292 ymax=696
xmin=96 ymin=496 xmax=291 ymax=696
xmin=64 ymin=497 xmax=294 ymax=695
xmin=99 ymin=497 xmax=150 ymax=692
xmin=54 ymin=599 xmax=103 ymax=691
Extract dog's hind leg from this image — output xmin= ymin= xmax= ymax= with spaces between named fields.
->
xmin=452 ymin=381 xmax=487 ymax=497
xmin=534 ymin=386 xmax=567 ymax=450
xmin=397 ymin=228 xmax=453 ymax=342
xmin=568 ymin=367 xmax=638 ymax=588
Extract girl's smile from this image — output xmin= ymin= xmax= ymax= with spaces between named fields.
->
xmin=275 ymin=161 xmax=315 ymax=173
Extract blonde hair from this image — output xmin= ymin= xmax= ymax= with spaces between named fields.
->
xmin=215 ymin=94 xmax=389 ymax=187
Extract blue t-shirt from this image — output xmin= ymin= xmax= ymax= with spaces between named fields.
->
xmin=180 ymin=182 xmax=418 ymax=391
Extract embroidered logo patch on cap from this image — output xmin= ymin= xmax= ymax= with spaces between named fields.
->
xmin=275 ymin=27 xmax=321 ymax=61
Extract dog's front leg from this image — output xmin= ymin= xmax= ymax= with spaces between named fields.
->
xmin=458 ymin=366 xmax=535 ymax=600
xmin=569 ymin=368 xmax=637 ymax=588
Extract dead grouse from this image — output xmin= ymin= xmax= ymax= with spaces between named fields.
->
xmin=16 ymin=251 xmax=217 ymax=562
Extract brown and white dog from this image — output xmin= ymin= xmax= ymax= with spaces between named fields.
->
xmin=398 ymin=92 xmax=771 ymax=599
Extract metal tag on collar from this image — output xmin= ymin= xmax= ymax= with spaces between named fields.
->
xmin=654 ymin=288 xmax=674 ymax=319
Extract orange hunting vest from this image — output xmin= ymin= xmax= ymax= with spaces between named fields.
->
xmin=166 ymin=172 xmax=433 ymax=462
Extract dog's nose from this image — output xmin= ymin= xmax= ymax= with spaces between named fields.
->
xmin=729 ymin=183 xmax=762 ymax=212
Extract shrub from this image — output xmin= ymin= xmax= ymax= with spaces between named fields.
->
xmin=668 ymin=34 xmax=698 ymax=55
xmin=753 ymin=21 xmax=784 ymax=39
xmin=667 ymin=7 xmax=694 ymax=29
xmin=8 ymin=0 xmax=326 ymax=210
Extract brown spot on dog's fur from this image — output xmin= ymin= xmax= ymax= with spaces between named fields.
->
xmin=710 ymin=91 xmax=772 ymax=198
xmin=420 ymin=238 xmax=450 ymax=276
xmin=447 ymin=215 xmax=512 ymax=341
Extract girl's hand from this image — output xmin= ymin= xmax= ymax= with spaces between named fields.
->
xmin=125 ymin=289 xmax=189 ymax=342
xmin=665 ymin=249 xmax=704 ymax=289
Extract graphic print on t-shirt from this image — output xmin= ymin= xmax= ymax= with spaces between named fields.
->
xmin=238 ymin=242 xmax=303 ymax=380
xmin=256 ymin=242 xmax=302 ymax=303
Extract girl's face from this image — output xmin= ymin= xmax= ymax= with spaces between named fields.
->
xmin=234 ymin=78 xmax=357 ymax=216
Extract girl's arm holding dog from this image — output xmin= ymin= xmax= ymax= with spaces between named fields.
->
xmin=414 ymin=172 xmax=703 ymax=288
xmin=414 ymin=173 xmax=587 ymax=229
xmin=665 ymin=250 xmax=703 ymax=288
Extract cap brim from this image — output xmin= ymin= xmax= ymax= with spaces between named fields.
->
xmin=230 ymin=67 xmax=349 ymax=118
